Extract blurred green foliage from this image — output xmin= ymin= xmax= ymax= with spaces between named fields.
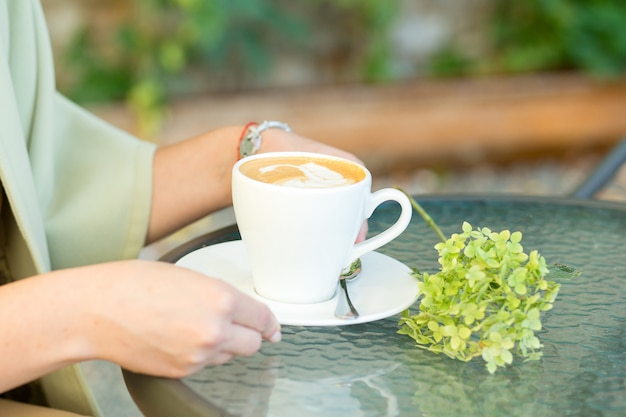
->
xmin=62 ymin=0 xmax=626 ymax=136
xmin=430 ymin=0 xmax=626 ymax=79
xmin=61 ymin=0 xmax=398 ymax=136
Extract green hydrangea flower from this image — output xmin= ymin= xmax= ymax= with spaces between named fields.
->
xmin=399 ymin=221 xmax=564 ymax=374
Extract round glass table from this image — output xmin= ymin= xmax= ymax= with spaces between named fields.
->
xmin=123 ymin=195 xmax=626 ymax=417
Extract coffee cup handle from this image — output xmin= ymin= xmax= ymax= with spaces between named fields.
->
xmin=349 ymin=188 xmax=413 ymax=261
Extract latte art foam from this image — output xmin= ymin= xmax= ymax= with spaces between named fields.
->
xmin=240 ymin=155 xmax=366 ymax=188
xmin=260 ymin=162 xmax=353 ymax=188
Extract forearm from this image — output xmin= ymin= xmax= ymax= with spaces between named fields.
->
xmin=0 ymin=272 xmax=93 ymax=392
xmin=147 ymin=126 xmax=242 ymax=243
xmin=0 ymin=263 xmax=147 ymax=392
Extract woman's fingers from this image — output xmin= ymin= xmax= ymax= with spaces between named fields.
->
xmin=356 ymin=221 xmax=369 ymax=243
xmin=226 ymin=289 xmax=282 ymax=343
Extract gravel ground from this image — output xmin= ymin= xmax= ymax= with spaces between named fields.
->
xmin=376 ymin=152 xmax=626 ymax=199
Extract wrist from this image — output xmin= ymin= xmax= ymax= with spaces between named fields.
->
xmin=237 ymin=121 xmax=292 ymax=159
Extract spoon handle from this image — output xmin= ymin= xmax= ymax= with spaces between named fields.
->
xmin=334 ymin=278 xmax=360 ymax=320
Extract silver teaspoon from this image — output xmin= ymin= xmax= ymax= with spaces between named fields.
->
xmin=334 ymin=258 xmax=362 ymax=320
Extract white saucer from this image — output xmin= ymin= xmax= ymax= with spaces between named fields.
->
xmin=175 ymin=240 xmax=419 ymax=326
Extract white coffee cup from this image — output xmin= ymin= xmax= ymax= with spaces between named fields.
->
xmin=232 ymin=152 xmax=412 ymax=304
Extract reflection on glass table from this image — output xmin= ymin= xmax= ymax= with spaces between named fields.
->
xmin=123 ymin=195 xmax=626 ymax=417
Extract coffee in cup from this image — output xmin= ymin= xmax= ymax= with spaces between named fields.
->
xmin=232 ymin=152 xmax=412 ymax=304
xmin=238 ymin=154 xmax=366 ymax=188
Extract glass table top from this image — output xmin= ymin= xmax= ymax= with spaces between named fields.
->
xmin=124 ymin=195 xmax=626 ymax=417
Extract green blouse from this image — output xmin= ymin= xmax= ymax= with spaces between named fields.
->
xmin=1 ymin=0 xmax=156 ymax=415
xmin=0 ymin=0 xmax=156 ymax=272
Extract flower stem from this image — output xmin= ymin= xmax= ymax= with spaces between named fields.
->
xmin=396 ymin=187 xmax=447 ymax=243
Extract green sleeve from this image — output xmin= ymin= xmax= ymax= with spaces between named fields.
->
xmin=1 ymin=0 xmax=157 ymax=270
xmin=42 ymin=95 xmax=157 ymax=269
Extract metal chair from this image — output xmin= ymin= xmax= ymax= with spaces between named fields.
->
xmin=571 ymin=137 xmax=626 ymax=198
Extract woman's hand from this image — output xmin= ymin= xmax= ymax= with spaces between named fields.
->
xmin=76 ymin=260 xmax=281 ymax=378
xmin=0 ymin=259 xmax=280 ymax=391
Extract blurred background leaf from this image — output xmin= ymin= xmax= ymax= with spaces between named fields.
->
xmin=56 ymin=0 xmax=398 ymax=135
xmin=50 ymin=0 xmax=626 ymax=136
xmin=430 ymin=0 xmax=626 ymax=78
